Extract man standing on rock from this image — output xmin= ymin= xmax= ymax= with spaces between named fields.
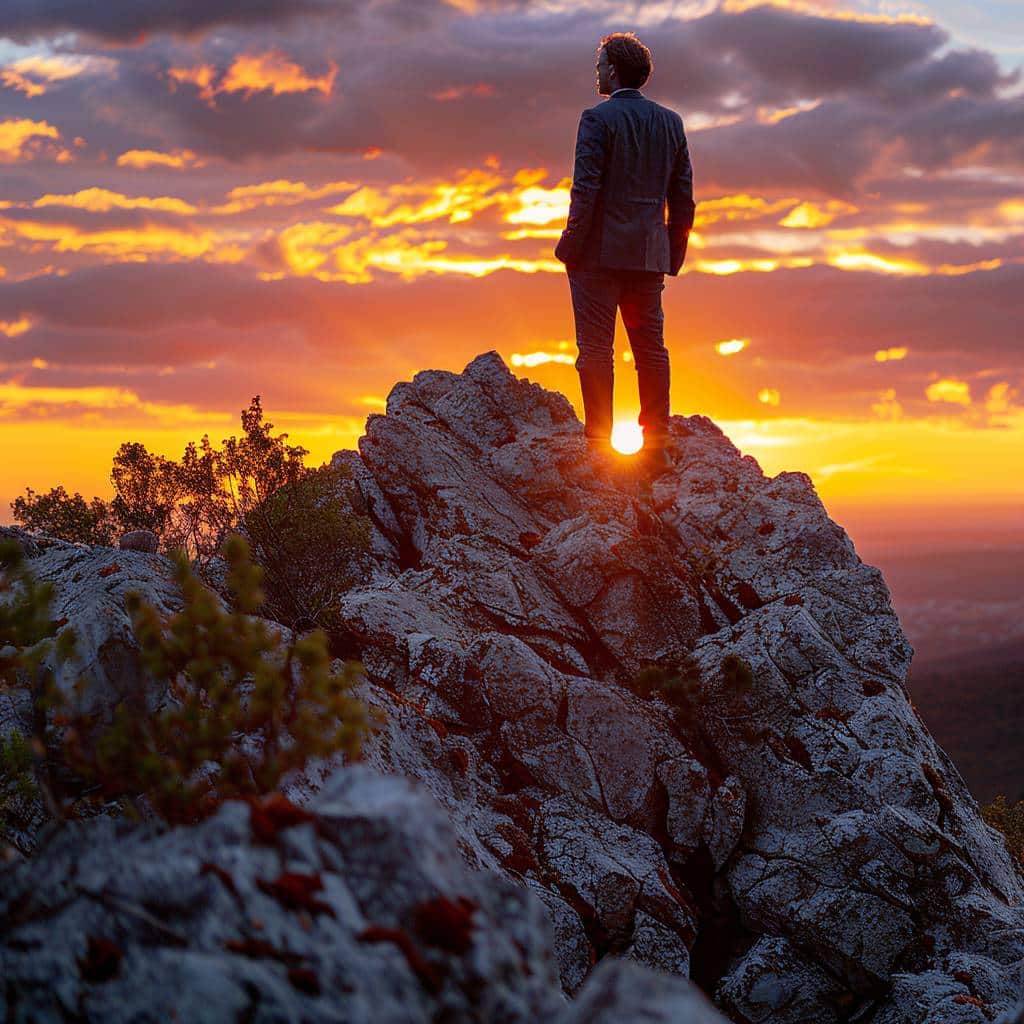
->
xmin=555 ymin=32 xmax=696 ymax=477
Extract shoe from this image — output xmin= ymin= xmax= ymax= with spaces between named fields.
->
xmin=640 ymin=444 xmax=673 ymax=477
xmin=584 ymin=436 xmax=613 ymax=458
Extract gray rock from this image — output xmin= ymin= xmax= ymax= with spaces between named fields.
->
xmin=553 ymin=956 xmax=728 ymax=1023
xmin=117 ymin=530 xmax=159 ymax=553
xmin=0 ymin=767 xmax=567 ymax=1023
xmin=4 ymin=349 xmax=1022 ymax=1022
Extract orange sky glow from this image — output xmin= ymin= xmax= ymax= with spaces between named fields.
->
xmin=0 ymin=0 xmax=1021 ymax=545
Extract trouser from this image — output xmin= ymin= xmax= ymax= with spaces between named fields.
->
xmin=567 ymin=266 xmax=670 ymax=445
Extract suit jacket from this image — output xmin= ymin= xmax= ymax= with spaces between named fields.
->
xmin=554 ymin=87 xmax=695 ymax=276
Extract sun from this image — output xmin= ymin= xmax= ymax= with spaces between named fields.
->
xmin=610 ymin=420 xmax=643 ymax=455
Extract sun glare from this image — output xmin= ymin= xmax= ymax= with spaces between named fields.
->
xmin=611 ymin=420 xmax=644 ymax=454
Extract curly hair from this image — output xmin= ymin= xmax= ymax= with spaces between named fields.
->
xmin=598 ymin=31 xmax=653 ymax=89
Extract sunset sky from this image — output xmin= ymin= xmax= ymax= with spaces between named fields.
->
xmin=0 ymin=0 xmax=1021 ymax=543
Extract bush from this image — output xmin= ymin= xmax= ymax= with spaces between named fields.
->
xmin=631 ymin=651 xmax=704 ymax=713
xmin=1 ymin=535 xmax=379 ymax=829
xmin=630 ymin=650 xmax=753 ymax=715
xmin=0 ymin=537 xmax=76 ymax=831
xmin=10 ymin=486 xmax=117 ymax=546
xmin=981 ymin=794 xmax=1024 ymax=865
xmin=10 ymin=396 xmax=310 ymax=564
xmin=242 ymin=464 xmax=373 ymax=636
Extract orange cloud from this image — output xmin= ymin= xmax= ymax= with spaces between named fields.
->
xmin=695 ymin=194 xmax=798 ymax=227
xmin=32 ymin=187 xmax=198 ymax=215
xmin=0 ymin=55 xmax=106 ymax=97
xmin=874 ymin=346 xmax=908 ymax=362
xmin=328 ymin=168 xmax=506 ymax=227
xmin=505 ymin=184 xmax=569 ymax=227
xmin=720 ymin=0 xmax=931 ymax=25
xmin=0 ymin=214 xmax=243 ymax=261
xmin=695 ymin=257 xmax=814 ymax=274
xmin=871 ymin=388 xmax=903 ymax=420
xmin=925 ymin=378 xmax=971 ymax=405
xmin=168 ymin=52 xmax=337 ymax=107
xmin=269 ymin=220 xmax=558 ymax=283
xmin=716 ymin=338 xmax=749 ymax=355
xmin=116 ymin=148 xmax=205 ymax=170
xmin=510 ymin=344 xmax=575 ymax=368
xmin=984 ymin=381 xmax=1020 ymax=419
xmin=758 ymin=387 xmax=781 ymax=406
xmin=429 ymin=83 xmax=496 ymax=101
xmin=211 ymin=178 xmax=359 ymax=214
xmin=0 ymin=117 xmax=60 ymax=162
xmin=166 ymin=63 xmax=218 ymax=103
xmin=0 ymin=317 xmax=33 ymax=337
xmin=780 ymin=200 xmax=857 ymax=228
xmin=756 ymin=99 xmax=823 ymax=124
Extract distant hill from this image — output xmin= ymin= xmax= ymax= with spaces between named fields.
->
xmin=907 ymin=637 xmax=1024 ymax=805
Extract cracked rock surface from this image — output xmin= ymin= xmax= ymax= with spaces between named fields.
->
xmin=2 ymin=352 xmax=1022 ymax=1022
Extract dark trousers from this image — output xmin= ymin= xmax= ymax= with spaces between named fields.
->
xmin=567 ymin=266 xmax=670 ymax=445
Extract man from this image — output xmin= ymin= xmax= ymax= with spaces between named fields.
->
xmin=554 ymin=32 xmax=695 ymax=477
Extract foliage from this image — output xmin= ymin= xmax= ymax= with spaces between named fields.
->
xmin=10 ymin=487 xmax=117 ymax=547
xmin=10 ymin=396 xmax=311 ymax=564
xmin=0 ymin=537 xmax=75 ymax=830
xmin=0 ymin=729 xmax=38 ymax=834
xmin=109 ymin=441 xmax=181 ymax=538
xmin=630 ymin=650 xmax=754 ymax=716
xmin=631 ymin=651 xmax=704 ymax=712
xmin=0 ymin=535 xmax=378 ymax=830
xmin=242 ymin=464 xmax=373 ymax=635
xmin=981 ymin=794 xmax=1024 ymax=866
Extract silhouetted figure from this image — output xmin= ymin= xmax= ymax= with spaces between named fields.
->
xmin=555 ymin=32 xmax=695 ymax=476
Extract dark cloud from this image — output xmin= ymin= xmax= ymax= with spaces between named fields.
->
xmin=7 ymin=0 xmax=1017 ymax=203
xmin=687 ymin=6 xmax=948 ymax=99
xmin=2 ymin=260 xmax=1021 ymax=416
xmin=0 ymin=0 xmax=346 ymax=45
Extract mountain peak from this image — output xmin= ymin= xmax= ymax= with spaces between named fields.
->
xmin=3 ymin=350 xmax=1023 ymax=1022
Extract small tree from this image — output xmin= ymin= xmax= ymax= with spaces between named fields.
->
xmin=10 ymin=486 xmax=116 ymax=546
xmin=110 ymin=441 xmax=181 ymax=538
xmin=242 ymin=464 xmax=373 ymax=636
xmin=10 ymin=396 xmax=314 ymax=564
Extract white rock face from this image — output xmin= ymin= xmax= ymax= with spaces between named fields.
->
xmin=3 ymin=351 xmax=1022 ymax=1023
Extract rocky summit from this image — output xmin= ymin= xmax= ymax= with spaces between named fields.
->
xmin=2 ymin=350 xmax=1023 ymax=1023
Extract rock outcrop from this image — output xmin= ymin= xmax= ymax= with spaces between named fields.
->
xmin=2 ymin=351 xmax=1022 ymax=1022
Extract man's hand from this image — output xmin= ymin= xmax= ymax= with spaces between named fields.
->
xmin=554 ymin=234 xmax=579 ymax=268
xmin=669 ymin=229 xmax=690 ymax=276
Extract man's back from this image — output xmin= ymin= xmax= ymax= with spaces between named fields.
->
xmin=555 ymin=87 xmax=695 ymax=275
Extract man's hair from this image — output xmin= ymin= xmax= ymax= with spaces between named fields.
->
xmin=599 ymin=32 xmax=653 ymax=89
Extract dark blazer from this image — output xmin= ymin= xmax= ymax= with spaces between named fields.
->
xmin=554 ymin=87 xmax=695 ymax=276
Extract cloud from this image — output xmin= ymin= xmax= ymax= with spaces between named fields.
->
xmin=0 ymin=54 xmax=112 ymax=96
xmin=115 ymin=147 xmax=205 ymax=169
xmin=32 ymin=187 xmax=199 ymax=215
xmin=0 ymin=0 xmax=344 ymax=45
xmin=167 ymin=51 xmax=337 ymax=107
xmin=0 ymin=116 xmax=60 ymax=161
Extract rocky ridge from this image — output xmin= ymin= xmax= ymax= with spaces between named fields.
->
xmin=2 ymin=350 xmax=1022 ymax=1022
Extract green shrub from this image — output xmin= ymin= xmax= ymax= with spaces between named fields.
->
xmin=630 ymin=650 xmax=754 ymax=714
xmin=1 ymin=535 xmax=379 ymax=829
xmin=981 ymin=794 xmax=1024 ymax=866
xmin=242 ymin=464 xmax=373 ymax=635
xmin=10 ymin=487 xmax=116 ymax=546
xmin=631 ymin=651 xmax=704 ymax=713
xmin=10 ymin=396 xmax=310 ymax=564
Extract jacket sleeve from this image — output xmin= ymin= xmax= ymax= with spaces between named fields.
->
xmin=554 ymin=109 xmax=607 ymax=266
xmin=666 ymin=127 xmax=696 ymax=276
